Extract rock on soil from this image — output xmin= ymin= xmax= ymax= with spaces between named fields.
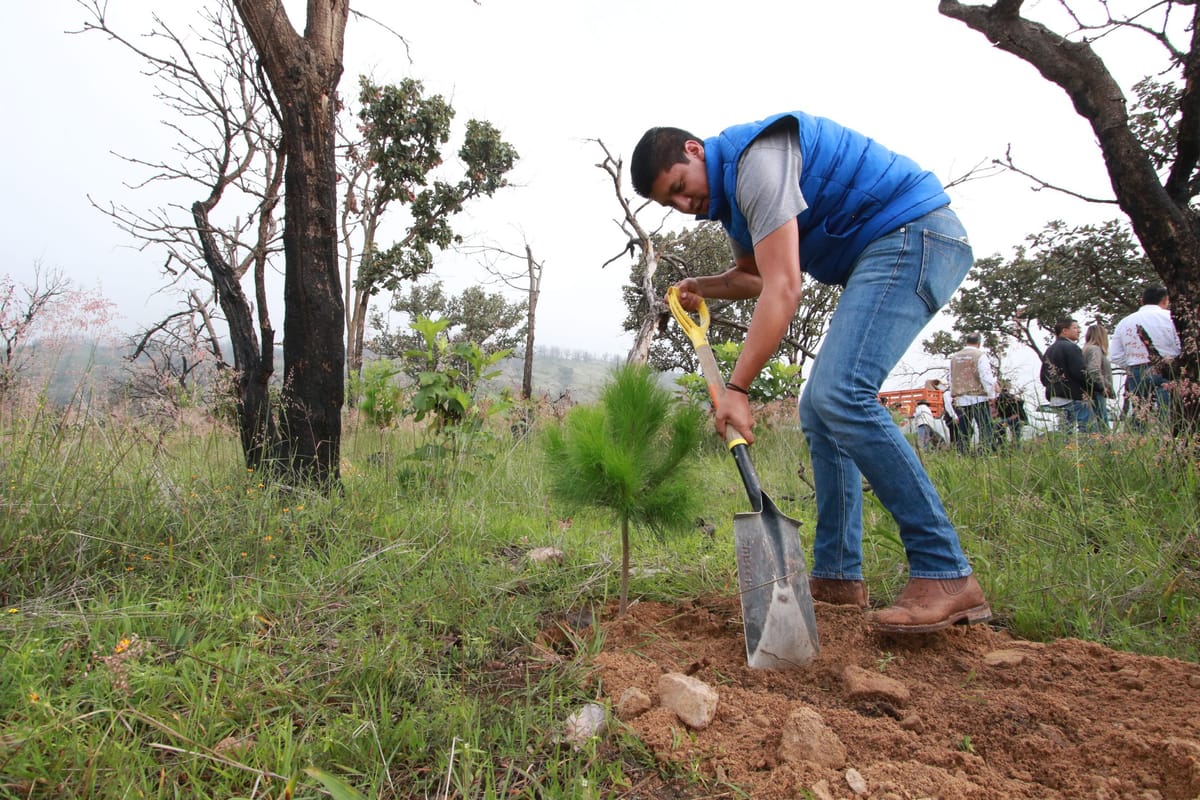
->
xmin=592 ymin=595 xmax=1200 ymax=799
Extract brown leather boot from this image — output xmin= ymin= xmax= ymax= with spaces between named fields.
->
xmin=868 ymin=575 xmax=991 ymax=633
xmin=808 ymin=577 xmax=869 ymax=608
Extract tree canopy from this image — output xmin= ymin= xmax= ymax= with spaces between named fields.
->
xmin=928 ymin=219 xmax=1159 ymax=360
xmin=940 ymin=0 xmax=1200 ymax=430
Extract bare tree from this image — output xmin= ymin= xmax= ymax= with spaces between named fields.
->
xmin=78 ymin=0 xmax=283 ymax=468
xmin=595 ymin=139 xmax=667 ymax=366
xmin=940 ymin=0 xmax=1200 ymax=429
xmin=460 ymin=238 xmax=545 ymax=399
xmin=0 ymin=264 xmax=116 ymax=404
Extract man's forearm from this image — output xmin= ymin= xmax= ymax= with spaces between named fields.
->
xmin=694 ymin=267 xmax=762 ymax=300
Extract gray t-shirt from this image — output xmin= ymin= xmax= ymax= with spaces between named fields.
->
xmin=730 ymin=121 xmax=807 ymax=259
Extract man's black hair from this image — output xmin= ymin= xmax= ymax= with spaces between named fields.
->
xmin=1141 ymin=284 xmax=1169 ymax=306
xmin=630 ymin=126 xmax=699 ymax=198
xmin=1054 ymin=317 xmax=1077 ymax=336
xmin=964 ymin=332 xmax=982 ymax=346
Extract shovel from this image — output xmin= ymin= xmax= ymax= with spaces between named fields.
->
xmin=667 ymin=287 xmax=819 ymax=668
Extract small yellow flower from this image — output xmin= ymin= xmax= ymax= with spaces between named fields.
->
xmin=6 ymin=608 xmax=17 ymax=614
xmin=263 ymin=535 xmax=272 ymax=542
xmin=28 ymin=692 xmax=39 ymax=703
xmin=114 ymin=637 xmax=132 ymax=655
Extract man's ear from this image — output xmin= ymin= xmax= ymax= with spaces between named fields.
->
xmin=684 ymin=139 xmax=705 ymax=161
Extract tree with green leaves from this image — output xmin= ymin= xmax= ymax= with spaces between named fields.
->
xmin=542 ymin=364 xmax=705 ymax=615
xmin=341 ymin=77 xmax=518 ymax=384
xmin=368 ymin=281 xmax=525 ymax=365
xmin=925 ymin=219 xmax=1159 ymax=361
xmin=941 ymin=1 xmax=1200 ymax=430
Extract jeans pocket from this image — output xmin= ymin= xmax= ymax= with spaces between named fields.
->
xmin=916 ymin=228 xmax=973 ymax=314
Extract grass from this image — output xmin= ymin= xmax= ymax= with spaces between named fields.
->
xmin=1 ymin=394 xmax=1198 ymax=798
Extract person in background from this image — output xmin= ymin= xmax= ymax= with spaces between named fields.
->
xmin=1081 ymin=323 xmax=1115 ymax=431
xmin=1110 ymin=285 xmax=1181 ymax=430
xmin=910 ymin=399 xmax=945 ymax=451
xmin=927 ymin=379 xmax=961 ymax=450
xmin=632 ymin=112 xmax=990 ymax=632
xmin=948 ymin=333 xmax=998 ymax=453
xmin=993 ymin=381 xmax=1029 ymax=447
xmin=1041 ymin=318 xmax=1095 ymax=433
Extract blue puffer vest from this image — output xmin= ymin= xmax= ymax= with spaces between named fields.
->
xmin=701 ymin=112 xmax=950 ymax=285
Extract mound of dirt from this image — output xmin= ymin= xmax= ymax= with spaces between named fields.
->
xmin=594 ymin=596 xmax=1200 ymax=799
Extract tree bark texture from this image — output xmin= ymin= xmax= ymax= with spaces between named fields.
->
xmin=940 ymin=0 xmax=1200 ymax=432
xmin=522 ymin=244 xmax=539 ymax=400
xmin=192 ymin=201 xmax=275 ymax=466
xmin=233 ymin=0 xmax=349 ymax=485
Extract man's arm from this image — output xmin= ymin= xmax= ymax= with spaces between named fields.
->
xmin=728 ymin=218 xmax=803 ymax=391
xmin=1109 ymin=320 xmax=1130 ymax=367
xmin=978 ymin=353 xmax=998 ymax=399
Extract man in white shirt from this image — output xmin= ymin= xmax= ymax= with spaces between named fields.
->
xmin=948 ymin=333 xmax=998 ymax=452
xmin=1110 ymin=285 xmax=1181 ymax=428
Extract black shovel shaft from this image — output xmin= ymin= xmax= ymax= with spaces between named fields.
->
xmin=730 ymin=442 xmax=765 ymax=513
xmin=692 ymin=341 xmax=766 ymax=511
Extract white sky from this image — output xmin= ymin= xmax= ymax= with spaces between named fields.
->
xmin=2 ymin=1 xmax=1154 ymax=385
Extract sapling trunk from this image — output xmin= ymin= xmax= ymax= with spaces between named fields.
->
xmin=620 ymin=515 xmax=631 ymax=615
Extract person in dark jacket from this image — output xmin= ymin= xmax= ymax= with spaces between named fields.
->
xmin=1040 ymin=318 xmax=1096 ymax=433
xmin=631 ymin=113 xmax=990 ymax=633
xmin=992 ymin=381 xmax=1029 ymax=448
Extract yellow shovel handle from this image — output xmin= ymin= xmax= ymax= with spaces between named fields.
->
xmin=666 ymin=286 xmax=710 ymax=350
xmin=665 ymin=286 xmax=749 ymax=449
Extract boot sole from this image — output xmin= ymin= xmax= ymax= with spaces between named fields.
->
xmin=869 ymin=603 xmax=993 ymax=634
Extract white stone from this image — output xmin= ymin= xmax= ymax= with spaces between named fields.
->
xmin=846 ymin=767 xmax=869 ymax=795
xmin=561 ymin=703 xmax=606 ymax=747
xmin=657 ymin=672 xmax=719 ymax=730
xmin=527 ymin=546 xmax=565 ymax=564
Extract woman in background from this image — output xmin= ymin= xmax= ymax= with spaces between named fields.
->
xmin=1082 ymin=323 xmax=1115 ymax=430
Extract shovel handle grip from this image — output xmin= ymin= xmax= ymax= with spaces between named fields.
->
xmin=666 ymin=288 xmax=765 ymax=510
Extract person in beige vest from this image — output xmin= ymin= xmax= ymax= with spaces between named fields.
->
xmin=948 ymin=333 xmax=997 ymax=453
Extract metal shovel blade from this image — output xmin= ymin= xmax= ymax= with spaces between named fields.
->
xmin=733 ymin=493 xmax=819 ymax=668
xmin=730 ymin=441 xmax=820 ymax=668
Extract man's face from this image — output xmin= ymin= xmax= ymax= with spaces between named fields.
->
xmin=1062 ymin=322 xmax=1081 ymax=341
xmin=648 ymin=140 xmax=710 ymax=216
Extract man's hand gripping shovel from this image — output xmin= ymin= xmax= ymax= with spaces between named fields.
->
xmin=667 ymin=287 xmax=819 ymax=668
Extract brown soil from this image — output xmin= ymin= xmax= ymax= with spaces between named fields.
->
xmin=593 ymin=596 xmax=1200 ymax=799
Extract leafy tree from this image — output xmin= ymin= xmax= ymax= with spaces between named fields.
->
xmin=927 ymin=219 xmax=1159 ymax=360
xmin=542 ymin=364 xmax=705 ymax=615
xmin=940 ymin=0 xmax=1200 ymax=429
xmin=624 ymin=222 xmax=840 ymax=375
xmin=401 ymin=316 xmax=510 ymax=433
xmin=675 ymin=341 xmax=804 ymax=408
xmin=340 ymin=77 xmax=518 ymax=384
xmin=368 ymin=281 xmax=526 ymax=366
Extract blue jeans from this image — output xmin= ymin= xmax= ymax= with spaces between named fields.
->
xmin=799 ymin=207 xmax=974 ymax=581
xmin=1060 ymin=399 xmax=1095 ymax=433
xmin=1125 ymin=363 xmax=1171 ymax=429
xmin=1090 ymin=391 xmax=1109 ymax=430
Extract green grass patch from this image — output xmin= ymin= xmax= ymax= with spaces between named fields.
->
xmin=1 ymin=403 xmax=1197 ymax=797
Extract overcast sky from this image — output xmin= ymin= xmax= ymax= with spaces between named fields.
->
xmin=3 ymin=1 xmax=1151 ymax=382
